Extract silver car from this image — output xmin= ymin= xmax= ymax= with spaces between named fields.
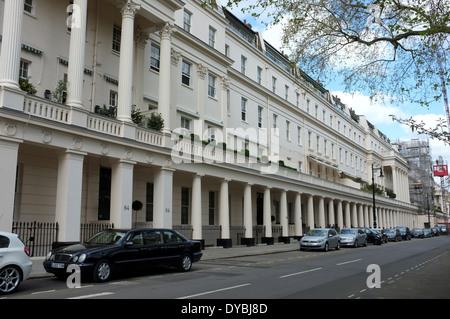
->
xmin=299 ymin=228 xmax=341 ymax=252
xmin=338 ymin=228 xmax=367 ymax=248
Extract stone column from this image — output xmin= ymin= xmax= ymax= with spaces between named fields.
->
xmin=280 ymin=190 xmax=288 ymax=237
xmin=294 ymin=193 xmax=302 ymax=236
xmin=364 ymin=205 xmax=369 ymax=227
xmin=336 ymin=200 xmax=344 ymax=230
xmin=110 ymin=159 xmax=136 ymax=229
xmin=318 ymin=196 xmax=325 ymax=228
xmin=307 ymin=194 xmax=314 ymax=230
xmin=218 ymin=179 xmax=231 ymax=246
xmin=0 ymin=0 xmax=24 ymax=89
xmin=344 ymin=202 xmax=351 ymax=228
xmin=351 ymin=203 xmax=357 ymax=228
xmin=158 ymin=23 xmax=173 ymax=134
xmin=153 ymin=166 xmax=174 ymax=229
xmin=243 ymin=183 xmax=254 ymax=243
xmin=191 ymin=174 xmax=203 ymax=241
xmin=66 ymin=0 xmax=88 ymax=108
xmin=328 ymin=199 xmax=335 ymax=227
xmin=117 ymin=0 xmax=140 ymax=122
xmin=358 ymin=204 xmax=364 ymax=227
xmin=0 ymin=138 xmax=21 ymax=232
xmin=263 ymin=187 xmax=273 ymax=243
xmin=55 ymin=150 xmax=86 ymax=242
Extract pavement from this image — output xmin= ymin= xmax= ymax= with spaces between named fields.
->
xmin=29 ymin=241 xmax=300 ymax=279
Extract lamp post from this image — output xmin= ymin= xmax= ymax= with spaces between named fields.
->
xmin=372 ymin=164 xmax=384 ymax=229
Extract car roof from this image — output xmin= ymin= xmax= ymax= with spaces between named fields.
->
xmin=0 ymin=231 xmax=18 ymax=238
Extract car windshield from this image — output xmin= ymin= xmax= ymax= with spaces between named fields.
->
xmin=385 ymin=229 xmax=395 ymax=233
xmin=340 ymin=229 xmax=357 ymax=234
xmin=85 ymin=230 xmax=127 ymax=245
xmin=306 ymin=229 xmax=328 ymax=236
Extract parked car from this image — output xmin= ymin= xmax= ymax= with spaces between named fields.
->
xmin=44 ymin=228 xmax=203 ymax=282
xmin=436 ymin=224 xmax=448 ymax=235
xmin=0 ymin=231 xmax=33 ymax=294
xmin=361 ymin=228 xmax=383 ymax=245
xmin=385 ymin=228 xmax=402 ymax=242
xmin=423 ymin=228 xmax=432 ymax=238
xmin=299 ymin=228 xmax=340 ymax=251
xmin=411 ymin=228 xmax=424 ymax=238
xmin=431 ymin=226 xmax=440 ymax=236
xmin=373 ymin=228 xmax=388 ymax=243
xmin=338 ymin=228 xmax=367 ymax=248
xmin=396 ymin=227 xmax=412 ymax=240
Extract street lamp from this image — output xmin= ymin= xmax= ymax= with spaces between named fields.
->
xmin=372 ymin=164 xmax=384 ymax=229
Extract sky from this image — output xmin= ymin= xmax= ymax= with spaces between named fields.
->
xmin=224 ymin=2 xmax=450 ymax=178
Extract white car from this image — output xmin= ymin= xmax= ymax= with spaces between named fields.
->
xmin=0 ymin=231 xmax=33 ymax=294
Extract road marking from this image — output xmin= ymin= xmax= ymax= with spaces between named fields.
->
xmin=177 ymin=283 xmax=251 ymax=299
xmin=31 ymin=289 xmax=56 ymax=295
xmin=67 ymin=292 xmax=115 ymax=299
xmin=279 ymin=267 xmax=323 ymax=279
xmin=336 ymin=259 xmax=362 ymax=266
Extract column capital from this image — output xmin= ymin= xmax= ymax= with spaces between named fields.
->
xmin=159 ymin=22 xmax=173 ymax=40
xmin=118 ymin=0 xmax=141 ymax=19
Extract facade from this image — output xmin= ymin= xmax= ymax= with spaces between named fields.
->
xmin=0 ymin=0 xmax=420 ymax=248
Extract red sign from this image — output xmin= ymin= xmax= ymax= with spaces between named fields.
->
xmin=433 ymin=164 xmax=448 ymax=176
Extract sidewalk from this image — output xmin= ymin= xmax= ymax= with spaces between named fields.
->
xmin=29 ymin=241 xmax=300 ymax=279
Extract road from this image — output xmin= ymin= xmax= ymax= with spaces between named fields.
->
xmin=3 ymin=236 xmax=450 ymax=304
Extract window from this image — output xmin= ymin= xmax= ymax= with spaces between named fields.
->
xmin=272 ymin=114 xmax=278 ymax=130
xmin=209 ymin=191 xmax=216 ymax=225
xmin=272 ymin=77 xmax=277 ymax=93
xmin=306 ymin=99 xmax=310 ymax=113
xmin=296 ymin=92 xmax=300 ymax=108
xmin=285 ymin=85 xmax=289 ymax=100
xmin=181 ymin=60 xmax=191 ymax=86
xmin=258 ymin=106 xmax=263 ymax=128
xmin=181 ymin=117 xmax=191 ymax=132
xmin=286 ymin=120 xmax=290 ymax=141
xmin=297 ymin=126 xmax=302 ymax=145
xmin=241 ymin=98 xmax=247 ymax=121
xmin=109 ymin=91 xmax=118 ymax=109
xmin=308 ymin=131 xmax=312 ymax=149
xmin=241 ymin=56 xmax=247 ymax=74
xmin=0 ymin=235 xmax=10 ymax=248
xmin=208 ymin=74 xmax=216 ymax=98
xmin=181 ymin=187 xmax=190 ymax=225
xmin=183 ymin=10 xmax=192 ymax=33
xmin=257 ymin=67 xmax=262 ymax=85
xmin=112 ymin=24 xmax=121 ymax=53
xmin=209 ymin=26 xmax=216 ymax=48
xmin=24 ymin=0 xmax=33 ymax=14
xmin=98 ymin=167 xmax=112 ymax=221
xmin=207 ymin=126 xmax=216 ymax=143
xmin=146 ymin=183 xmax=154 ymax=221
xmin=150 ymin=44 xmax=160 ymax=71
xmin=19 ymin=60 xmax=30 ymax=80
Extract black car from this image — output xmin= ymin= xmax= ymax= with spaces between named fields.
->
xmin=385 ymin=228 xmax=402 ymax=242
xmin=396 ymin=226 xmax=412 ymax=240
xmin=411 ymin=228 xmax=424 ymax=238
xmin=362 ymin=228 xmax=383 ymax=245
xmin=43 ymin=228 xmax=203 ymax=282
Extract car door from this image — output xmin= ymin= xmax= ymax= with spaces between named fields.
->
xmin=328 ymin=229 xmax=338 ymax=247
xmin=112 ymin=230 xmax=148 ymax=271
xmin=161 ymin=230 xmax=186 ymax=265
xmin=141 ymin=230 xmax=165 ymax=267
xmin=358 ymin=229 xmax=366 ymax=245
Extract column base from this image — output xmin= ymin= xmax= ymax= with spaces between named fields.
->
xmin=261 ymin=237 xmax=274 ymax=245
xmin=217 ymin=238 xmax=232 ymax=248
xmin=241 ymin=237 xmax=255 ymax=247
xmin=194 ymin=239 xmax=205 ymax=250
xmin=278 ymin=236 xmax=291 ymax=244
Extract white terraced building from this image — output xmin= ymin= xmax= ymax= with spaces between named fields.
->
xmin=0 ymin=0 xmax=419 ymax=249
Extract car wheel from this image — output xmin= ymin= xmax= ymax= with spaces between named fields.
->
xmin=354 ymin=240 xmax=358 ymax=248
xmin=335 ymin=241 xmax=341 ymax=250
xmin=93 ymin=259 xmax=112 ymax=282
xmin=179 ymin=255 xmax=192 ymax=272
xmin=323 ymin=242 xmax=329 ymax=252
xmin=0 ymin=265 xmax=22 ymax=294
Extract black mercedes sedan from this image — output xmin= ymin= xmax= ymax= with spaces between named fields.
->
xmin=43 ymin=228 xmax=202 ymax=282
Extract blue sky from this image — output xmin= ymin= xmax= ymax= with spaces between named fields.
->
xmin=225 ymin=3 xmax=450 ymax=170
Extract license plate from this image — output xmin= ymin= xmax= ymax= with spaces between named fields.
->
xmin=51 ymin=262 xmax=65 ymax=269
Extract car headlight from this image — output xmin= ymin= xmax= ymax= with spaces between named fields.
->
xmin=78 ymin=253 xmax=86 ymax=263
xmin=46 ymin=251 xmax=54 ymax=261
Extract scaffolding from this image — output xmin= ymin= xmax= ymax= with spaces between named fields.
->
xmin=394 ymin=139 xmax=434 ymax=213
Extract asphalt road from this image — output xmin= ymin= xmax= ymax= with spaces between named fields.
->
xmin=3 ymin=236 xmax=450 ymax=303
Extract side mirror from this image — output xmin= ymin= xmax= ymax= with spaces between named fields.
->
xmin=124 ymin=241 xmax=134 ymax=248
